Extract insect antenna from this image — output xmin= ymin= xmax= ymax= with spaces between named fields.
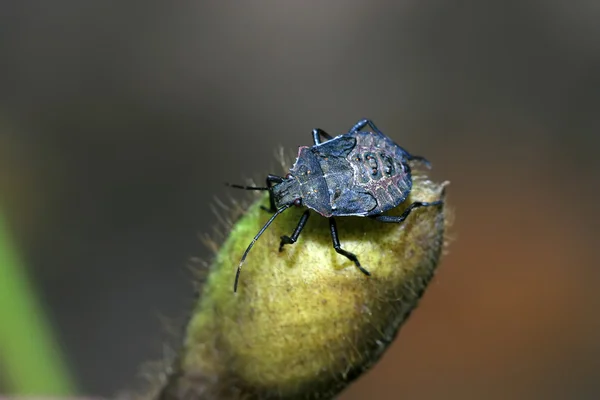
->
xmin=225 ymin=183 xmax=270 ymax=190
xmin=234 ymin=204 xmax=291 ymax=292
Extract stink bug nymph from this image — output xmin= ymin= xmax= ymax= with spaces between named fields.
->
xmin=228 ymin=119 xmax=443 ymax=292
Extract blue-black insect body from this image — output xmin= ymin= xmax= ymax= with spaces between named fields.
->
xmin=228 ymin=119 xmax=443 ymax=292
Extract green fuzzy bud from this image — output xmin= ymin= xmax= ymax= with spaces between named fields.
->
xmin=160 ymin=175 xmax=449 ymax=400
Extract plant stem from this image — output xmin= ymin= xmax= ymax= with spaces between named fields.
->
xmin=0 ymin=209 xmax=76 ymax=395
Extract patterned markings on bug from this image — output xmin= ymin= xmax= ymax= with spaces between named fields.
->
xmin=227 ymin=119 xmax=443 ymax=292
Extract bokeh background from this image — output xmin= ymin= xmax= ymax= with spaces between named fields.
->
xmin=1 ymin=1 xmax=599 ymax=399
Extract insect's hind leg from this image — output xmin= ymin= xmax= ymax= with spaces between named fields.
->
xmin=329 ymin=217 xmax=371 ymax=276
xmin=279 ymin=209 xmax=310 ymax=251
xmin=349 ymin=118 xmax=383 ymax=135
xmin=369 ymin=200 xmax=443 ymax=224
xmin=312 ymin=128 xmax=333 ymax=145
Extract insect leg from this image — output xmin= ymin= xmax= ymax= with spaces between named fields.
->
xmin=312 ymin=128 xmax=333 ymax=145
xmin=329 ymin=217 xmax=371 ymax=276
xmin=370 ymin=200 xmax=443 ymax=224
xmin=349 ymin=118 xmax=383 ymax=135
xmin=279 ymin=209 xmax=310 ymax=251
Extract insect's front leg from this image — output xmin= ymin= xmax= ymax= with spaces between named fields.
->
xmin=369 ymin=200 xmax=443 ymax=224
xmin=279 ymin=210 xmax=310 ymax=251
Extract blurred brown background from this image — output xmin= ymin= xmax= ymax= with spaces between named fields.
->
xmin=0 ymin=1 xmax=599 ymax=399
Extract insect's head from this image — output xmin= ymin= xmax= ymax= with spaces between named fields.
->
xmin=272 ymin=173 xmax=303 ymax=208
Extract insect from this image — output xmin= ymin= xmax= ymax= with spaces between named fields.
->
xmin=228 ymin=119 xmax=443 ymax=292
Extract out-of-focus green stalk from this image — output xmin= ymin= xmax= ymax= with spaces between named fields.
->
xmin=0 ymin=209 xmax=75 ymax=395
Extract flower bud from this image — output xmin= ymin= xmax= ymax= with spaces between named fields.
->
xmin=161 ymin=176 xmax=449 ymax=400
